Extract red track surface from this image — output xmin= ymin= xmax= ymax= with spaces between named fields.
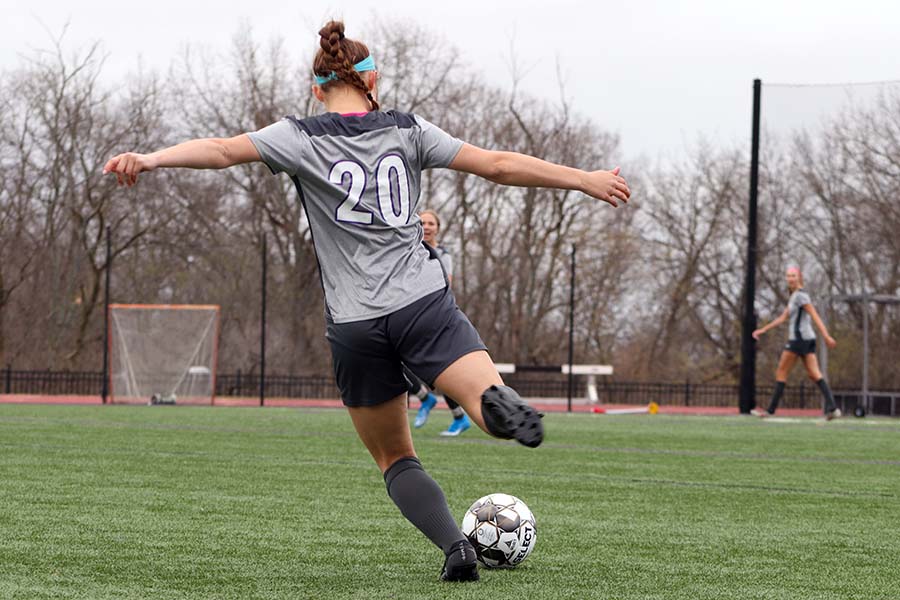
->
xmin=0 ymin=394 xmax=825 ymax=417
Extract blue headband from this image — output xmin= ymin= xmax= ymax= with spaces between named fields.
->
xmin=314 ymin=56 xmax=377 ymax=85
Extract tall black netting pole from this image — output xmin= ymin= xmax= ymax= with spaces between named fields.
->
xmin=739 ymin=79 xmax=762 ymax=414
xmin=101 ymin=226 xmax=111 ymax=404
xmin=566 ymin=244 xmax=576 ymax=413
xmin=260 ymin=234 xmax=267 ymax=407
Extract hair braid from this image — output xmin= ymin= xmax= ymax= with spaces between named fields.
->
xmin=315 ymin=20 xmax=380 ymax=111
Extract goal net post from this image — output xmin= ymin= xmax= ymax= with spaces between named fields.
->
xmin=108 ymin=304 xmax=221 ymax=405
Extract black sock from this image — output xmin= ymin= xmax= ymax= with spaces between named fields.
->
xmin=767 ymin=382 xmax=786 ymax=414
xmin=817 ymin=379 xmax=836 ymax=413
xmin=407 ymin=382 xmax=428 ymax=401
xmin=383 ymin=457 xmax=466 ymax=554
xmin=446 ymin=397 xmax=465 ymax=419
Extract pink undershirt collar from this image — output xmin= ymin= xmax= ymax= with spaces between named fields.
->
xmin=339 ymin=112 xmax=369 ymax=117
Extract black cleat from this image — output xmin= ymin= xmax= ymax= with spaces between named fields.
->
xmin=440 ymin=540 xmax=479 ymax=582
xmin=481 ymin=385 xmax=544 ymax=448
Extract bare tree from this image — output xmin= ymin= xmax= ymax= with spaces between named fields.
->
xmin=0 ymin=32 xmax=173 ymax=369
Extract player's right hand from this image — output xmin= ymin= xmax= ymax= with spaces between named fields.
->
xmin=752 ymin=329 xmax=763 ymax=340
xmin=103 ymin=152 xmax=157 ymax=187
xmin=582 ymin=167 xmax=631 ymax=207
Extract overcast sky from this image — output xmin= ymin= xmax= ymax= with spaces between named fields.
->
xmin=4 ymin=0 xmax=899 ymax=163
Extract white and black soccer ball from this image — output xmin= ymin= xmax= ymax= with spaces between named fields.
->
xmin=461 ymin=493 xmax=536 ymax=568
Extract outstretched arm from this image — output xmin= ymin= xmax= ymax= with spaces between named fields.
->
xmin=753 ymin=308 xmax=789 ymax=340
xmin=804 ymin=304 xmax=837 ymax=348
xmin=103 ymin=134 xmax=261 ymax=186
xmin=448 ymin=143 xmax=630 ymax=207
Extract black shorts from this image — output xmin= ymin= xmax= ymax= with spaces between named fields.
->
xmin=325 ymin=286 xmax=487 ymax=407
xmin=785 ymin=339 xmax=816 ymax=356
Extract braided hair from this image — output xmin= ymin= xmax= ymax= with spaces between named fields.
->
xmin=313 ymin=21 xmax=380 ymax=111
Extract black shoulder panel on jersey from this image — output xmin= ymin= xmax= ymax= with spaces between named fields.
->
xmin=286 ymin=110 xmax=418 ymax=138
xmin=385 ymin=110 xmax=418 ymax=128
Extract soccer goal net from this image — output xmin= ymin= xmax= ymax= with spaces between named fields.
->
xmin=108 ymin=304 xmax=221 ymax=405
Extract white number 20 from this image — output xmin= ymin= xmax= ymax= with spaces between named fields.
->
xmin=329 ymin=155 xmax=411 ymax=227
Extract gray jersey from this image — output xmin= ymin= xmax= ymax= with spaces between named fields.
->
xmin=433 ymin=245 xmax=453 ymax=279
xmin=788 ymin=290 xmax=816 ymax=341
xmin=248 ymin=111 xmax=464 ymax=323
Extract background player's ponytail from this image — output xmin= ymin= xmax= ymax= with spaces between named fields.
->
xmin=315 ymin=21 xmax=380 ymax=111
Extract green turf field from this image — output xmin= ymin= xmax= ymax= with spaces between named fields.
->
xmin=0 ymin=405 xmax=897 ymax=599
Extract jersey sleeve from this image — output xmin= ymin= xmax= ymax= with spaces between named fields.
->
xmin=413 ymin=115 xmax=464 ymax=169
xmin=246 ymin=119 xmax=310 ymax=176
xmin=794 ymin=291 xmax=811 ymax=307
xmin=439 ymin=250 xmax=454 ymax=278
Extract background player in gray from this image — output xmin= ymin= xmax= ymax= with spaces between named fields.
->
xmin=411 ymin=209 xmax=471 ymax=436
xmin=752 ymin=267 xmax=839 ymax=418
xmin=103 ymin=20 xmax=630 ymax=581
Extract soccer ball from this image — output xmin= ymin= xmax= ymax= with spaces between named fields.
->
xmin=460 ymin=493 xmax=536 ymax=568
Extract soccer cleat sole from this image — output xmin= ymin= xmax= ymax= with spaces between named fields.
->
xmin=482 ymin=386 xmax=544 ymax=448
xmin=441 ymin=561 xmax=479 ymax=582
xmin=508 ymin=404 xmax=544 ymax=448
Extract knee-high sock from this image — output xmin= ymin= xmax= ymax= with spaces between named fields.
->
xmin=384 ymin=457 xmax=466 ymax=554
xmin=445 ymin=397 xmax=465 ymax=419
xmin=816 ymin=378 xmax=836 ymax=413
xmin=767 ymin=381 xmax=786 ymax=414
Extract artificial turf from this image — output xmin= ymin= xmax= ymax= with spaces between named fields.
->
xmin=0 ymin=404 xmax=897 ymax=599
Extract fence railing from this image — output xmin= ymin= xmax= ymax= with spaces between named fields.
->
xmin=1 ymin=368 xmax=106 ymax=396
xmin=215 ymin=372 xmax=340 ymax=399
xmin=1 ymin=366 xmax=896 ymax=416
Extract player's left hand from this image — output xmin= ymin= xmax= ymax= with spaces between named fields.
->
xmin=103 ymin=152 xmax=157 ymax=187
xmin=825 ymin=335 xmax=837 ymax=349
xmin=582 ymin=167 xmax=630 ymax=207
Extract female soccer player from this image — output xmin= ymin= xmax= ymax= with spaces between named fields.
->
xmin=752 ymin=267 xmax=839 ymax=419
xmin=103 ymin=20 xmax=630 ymax=581
xmin=410 ymin=209 xmax=471 ymax=436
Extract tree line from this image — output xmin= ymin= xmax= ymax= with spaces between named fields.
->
xmin=2 ymin=22 xmax=898 ymax=388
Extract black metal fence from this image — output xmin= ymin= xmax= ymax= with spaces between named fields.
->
xmin=597 ymin=381 xmax=825 ymax=410
xmin=2 ymin=366 xmax=897 ymax=415
xmin=2 ymin=368 xmax=106 ymax=396
xmin=216 ymin=372 xmax=340 ymax=399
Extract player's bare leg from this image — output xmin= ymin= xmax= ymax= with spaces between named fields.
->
xmin=775 ymin=350 xmax=799 ymax=382
xmin=755 ymin=351 xmax=798 ymax=416
xmin=801 ymin=352 xmax=823 ymax=382
xmin=434 ymin=350 xmax=543 ymax=447
xmin=347 ymin=393 xmax=417 ymax=472
xmin=347 ymin=394 xmax=477 ymax=581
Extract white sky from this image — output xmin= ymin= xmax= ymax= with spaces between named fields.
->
xmin=4 ymin=0 xmax=900 ymax=162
